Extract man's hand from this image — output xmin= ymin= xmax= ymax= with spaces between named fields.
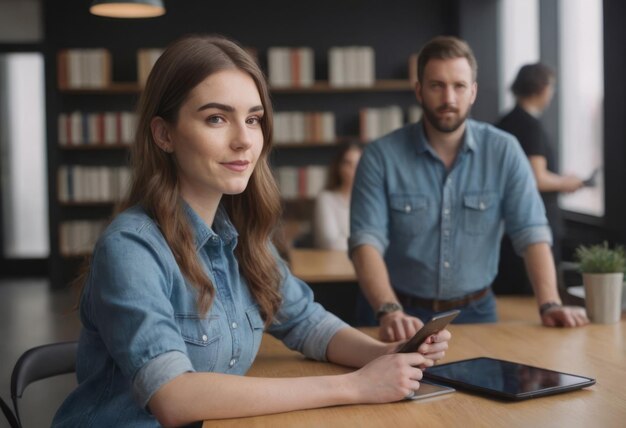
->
xmin=541 ymin=305 xmax=589 ymax=327
xmin=379 ymin=311 xmax=424 ymax=342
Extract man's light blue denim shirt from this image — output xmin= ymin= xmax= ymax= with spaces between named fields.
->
xmin=53 ymin=203 xmax=347 ymax=427
xmin=349 ymin=119 xmax=551 ymax=300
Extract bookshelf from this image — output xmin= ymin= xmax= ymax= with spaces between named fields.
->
xmin=58 ymin=83 xmax=140 ymax=94
xmin=50 ymin=76 xmax=416 ymax=284
xmin=43 ymin=0 xmax=454 ymax=288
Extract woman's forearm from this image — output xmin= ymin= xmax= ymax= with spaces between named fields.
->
xmin=150 ymin=371 xmax=357 ymax=426
xmin=326 ymin=326 xmax=394 ymax=368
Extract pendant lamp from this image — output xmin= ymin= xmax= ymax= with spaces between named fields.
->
xmin=90 ymin=0 xmax=166 ymax=18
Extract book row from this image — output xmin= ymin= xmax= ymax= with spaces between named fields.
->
xmin=57 ymin=48 xmax=163 ymax=89
xmin=328 ymin=46 xmax=375 ymax=87
xmin=59 ymin=220 xmax=107 ymax=256
xmin=58 ymin=165 xmax=131 ymax=203
xmin=274 ymin=111 xmax=336 ymax=144
xmin=275 ymin=166 xmax=328 ymax=200
xmin=57 ymin=49 xmax=112 ymax=89
xmin=57 ymin=46 xmax=408 ymax=90
xmin=267 ymin=47 xmax=315 ymax=88
xmin=359 ymin=105 xmax=423 ymax=142
xmin=268 ymin=46 xmax=376 ymax=88
xmin=58 ymin=111 xmax=136 ymax=146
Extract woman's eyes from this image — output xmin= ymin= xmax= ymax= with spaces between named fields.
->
xmin=246 ymin=115 xmax=263 ymax=125
xmin=205 ymin=115 xmax=263 ymax=125
xmin=206 ymin=115 xmax=225 ymax=124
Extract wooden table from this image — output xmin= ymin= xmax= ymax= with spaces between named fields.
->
xmin=287 ymin=248 xmax=358 ymax=324
xmin=204 ymin=297 xmax=626 ymax=427
xmin=288 ymin=248 xmax=356 ymax=283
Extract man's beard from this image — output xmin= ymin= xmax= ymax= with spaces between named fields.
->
xmin=422 ymin=102 xmax=470 ymax=133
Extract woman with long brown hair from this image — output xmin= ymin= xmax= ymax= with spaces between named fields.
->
xmin=52 ymin=35 xmax=450 ymax=427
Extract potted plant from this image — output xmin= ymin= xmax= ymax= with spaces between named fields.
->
xmin=575 ymin=241 xmax=625 ymax=324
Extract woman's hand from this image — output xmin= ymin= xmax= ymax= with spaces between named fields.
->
xmin=348 ymin=352 xmax=433 ymax=403
xmin=384 ymin=328 xmax=452 ymax=369
xmin=416 ymin=329 xmax=451 ymax=365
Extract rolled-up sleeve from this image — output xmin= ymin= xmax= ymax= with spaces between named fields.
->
xmin=85 ymin=230 xmax=192 ymax=408
xmin=267 ymin=259 xmax=348 ymax=361
xmin=501 ymin=138 xmax=553 ymax=255
xmin=133 ymin=350 xmax=194 ymax=409
xmin=349 ymin=143 xmax=389 ymax=256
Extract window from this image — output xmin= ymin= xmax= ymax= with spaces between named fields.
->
xmin=0 ymin=53 xmax=49 ymax=257
xmin=498 ymin=0 xmax=540 ymax=114
xmin=558 ymin=0 xmax=604 ymax=216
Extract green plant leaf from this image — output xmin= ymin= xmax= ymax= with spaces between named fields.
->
xmin=575 ymin=241 xmax=626 ymax=273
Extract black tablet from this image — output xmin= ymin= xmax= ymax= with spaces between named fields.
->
xmin=423 ymin=357 xmax=595 ymax=400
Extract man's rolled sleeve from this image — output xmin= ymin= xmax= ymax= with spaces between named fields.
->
xmin=349 ymin=142 xmax=390 ymax=256
xmin=133 ymin=350 xmax=194 ymax=410
xmin=510 ymin=225 xmax=553 ymax=256
xmin=348 ymin=230 xmax=388 ymax=257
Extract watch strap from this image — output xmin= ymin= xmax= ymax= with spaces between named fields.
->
xmin=375 ymin=302 xmax=403 ymax=320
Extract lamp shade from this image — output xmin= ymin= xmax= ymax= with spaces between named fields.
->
xmin=90 ymin=0 xmax=165 ymax=18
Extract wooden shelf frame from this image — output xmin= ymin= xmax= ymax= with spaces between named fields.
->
xmin=58 ymin=79 xmax=415 ymax=95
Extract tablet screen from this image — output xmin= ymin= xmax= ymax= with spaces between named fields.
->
xmin=423 ymin=357 xmax=595 ymax=400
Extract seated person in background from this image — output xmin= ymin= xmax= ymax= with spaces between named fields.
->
xmin=52 ymin=35 xmax=450 ymax=427
xmin=493 ymin=63 xmax=585 ymax=295
xmin=349 ymin=37 xmax=588 ymax=343
xmin=313 ymin=142 xmax=363 ymax=250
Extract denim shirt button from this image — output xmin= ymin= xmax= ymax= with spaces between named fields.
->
xmin=404 ymin=204 xmax=411 ymax=213
xmin=231 ymin=322 xmax=238 ymax=329
xmin=229 ymin=358 xmax=236 ymax=367
xmin=201 ymin=334 xmax=208 ymax=342
xmin=443 ymin=261 xmax=450 ymax=268
xmin=479 ymin=202 xmax=486 ymax=210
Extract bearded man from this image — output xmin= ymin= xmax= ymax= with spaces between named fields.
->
xmin=349 ymin=36 xmax=588 ymax=341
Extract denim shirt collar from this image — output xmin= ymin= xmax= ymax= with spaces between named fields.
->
xmin=182 ymin=201 xmax=238 ymax=250
xmin=415 ymin=119 xmax=477 ymax=157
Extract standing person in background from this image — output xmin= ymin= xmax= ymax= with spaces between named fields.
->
xmin=314 ymin=142 xmax=363 ymax=250
xmin=52 ymin=34 xmax=451 ymax=427
xmin=349 ymin=36 xmax=588 ymax=342
xmin=494 ymin=63 xmax=585 ymax=295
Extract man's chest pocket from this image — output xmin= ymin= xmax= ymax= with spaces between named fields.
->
xmin=389 ymin=193 xmax=428 ymax=236
xmin=463 ymin=192 xmax=499 ymax=235
xmin=176 ymin=314 xmax=222 ymax=372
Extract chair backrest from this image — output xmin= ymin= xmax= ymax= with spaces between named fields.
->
xmin=1 ymin=395 xmax=19 ymax=428
xmin=10 ymin=341 xmax=78 ymax=426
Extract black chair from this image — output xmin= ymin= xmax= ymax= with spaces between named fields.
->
xmin=10 ymin=341 xmax=78 ymax=427
xmin=1 ymin=395 xmax=19 ymax=428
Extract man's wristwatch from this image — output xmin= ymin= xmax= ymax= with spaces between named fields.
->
xmin=375 ymin=302 xmax=403 ymax=320
xmin=539 ymin=301 xmax=562 ymax=316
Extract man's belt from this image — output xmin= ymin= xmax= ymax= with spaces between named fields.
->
xmin=396 ymin=287 xmax=490 ymax=312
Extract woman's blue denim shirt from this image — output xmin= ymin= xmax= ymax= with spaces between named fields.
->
xmin=52 ymin=204 xmax=347 ymax=427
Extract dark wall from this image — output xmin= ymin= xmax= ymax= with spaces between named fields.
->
xmin=45 ymin=0 xmax=456 ymax=82
xmin=457 ymin=0 xmax=500 ymax=123
xmin=539 ymin=0 xmax=560 ymax=159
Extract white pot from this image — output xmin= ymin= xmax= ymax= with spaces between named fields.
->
xmin=583 ymin=272 xmax=624 ymax=324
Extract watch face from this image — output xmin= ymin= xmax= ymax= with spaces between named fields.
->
xmin=376 ymin=302 xmax=402 ymax=319
xmin=382 ymin=303 xmax=400 ymax=312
